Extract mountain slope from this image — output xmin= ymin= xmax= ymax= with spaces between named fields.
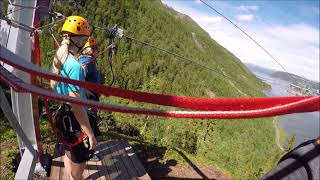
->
xmin=39 ymin=0 xmax=281 ymax=179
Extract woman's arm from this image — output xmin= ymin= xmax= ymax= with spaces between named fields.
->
xmin=69 ymin=91 xmax=97 ymax=150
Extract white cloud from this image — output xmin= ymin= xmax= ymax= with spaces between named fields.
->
xmin=161 ymin=1 xmax=319 ymax=82
xmin=162 ymin=1 xmax=223 ymax=25
xmin=264 ymin=23 xmax=318 ymax=45
xmin=235 ymin=14 xmax=254 ymax=22
xmin=208 ymin=21 xmax=319 ymax=81
xmin=194 ymin=0 xmax=202 ymax=4
xmin=193 ymin=16 xmax=223 ymax=25
xmin=237 ymin=5 xmax=258 ymax=11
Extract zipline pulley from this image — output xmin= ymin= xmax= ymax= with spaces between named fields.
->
xmin=105 ymin=24 xmax=123 ymax=86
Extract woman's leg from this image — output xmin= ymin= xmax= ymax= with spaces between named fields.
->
xmin=64 ymin=152 xmax=85 ymax=180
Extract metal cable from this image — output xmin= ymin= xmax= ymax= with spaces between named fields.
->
xmin=93 ymin=25 xmax=220 ymax=72
xmin=201 ymin=0 xmax=314 ymax=88
xmin=200 ymin=0 xmax=289 ymax=74
xmin=37 ymin=17 xmax=65 ymax=31
xmin=123 ymin=34 xmax=226 ymax=78
xmin=5 ymin=23 xmax=12 ymax=48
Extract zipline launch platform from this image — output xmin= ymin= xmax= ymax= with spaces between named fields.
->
xmin=50 ymin=140 xmax=151 ymax=180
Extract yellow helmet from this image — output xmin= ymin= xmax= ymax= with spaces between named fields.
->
xmin=83 ymin=36 xmax=97 ymax=49
xmin=61 ymin=16 xmax=91 ymax=36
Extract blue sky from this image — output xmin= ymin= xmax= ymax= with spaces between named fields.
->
xmin=162 ymin=0 xmax=319 ymax=82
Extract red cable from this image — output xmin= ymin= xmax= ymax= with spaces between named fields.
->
xmin=31 ymin=6 xmax=44 ymax=155
xmin=1 ymin=65 xmax=319 ymax=119
xmin=0 ymin=50 xmax=318 ymax=112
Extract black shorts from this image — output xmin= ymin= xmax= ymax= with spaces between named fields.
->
xmin=64 ymin=140 xmax=95 ymax=163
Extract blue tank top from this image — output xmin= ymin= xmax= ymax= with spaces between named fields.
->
xmin=79 ymin=55 xmax=101 ymax=84
xmin=55 ymin=54 xmax=85 ymax=97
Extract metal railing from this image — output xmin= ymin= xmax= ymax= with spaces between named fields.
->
xmin=0 ymin=87 xmax=37 ymax=179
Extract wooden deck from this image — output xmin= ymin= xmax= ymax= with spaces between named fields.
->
xmin=50 ymin=140 xmax=151 ymax=180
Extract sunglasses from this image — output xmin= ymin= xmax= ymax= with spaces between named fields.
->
xmin=70 ymin=35 xmax=88 ymax=44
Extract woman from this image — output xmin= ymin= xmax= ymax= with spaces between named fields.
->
xmin=79 ymin=36 xmax=101 ymax=101
xmin=50 ymin=16 xmax=97 ymax=180
xmin=79 ymin=37 xmax=102 ymax=135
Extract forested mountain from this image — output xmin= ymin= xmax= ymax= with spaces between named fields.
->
xmin=38 ymin=0 xmax=280 ymax=179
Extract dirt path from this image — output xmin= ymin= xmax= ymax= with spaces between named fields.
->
xmin=191 ymin=32 xmax=205 ymax=52
xmin=220 ymin=68 xmax=247 ymax=97
xmin=273 ymin=118 xmax=285 ymax=151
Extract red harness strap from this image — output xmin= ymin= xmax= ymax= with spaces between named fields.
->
xmin=33 ymin=29 xmax=84 ymax=147
xmin=43 ymin=99 xmax=86 ymax=147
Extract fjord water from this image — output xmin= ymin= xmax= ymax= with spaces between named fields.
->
xmin=247 ymin=64 xmax=319 ymax=147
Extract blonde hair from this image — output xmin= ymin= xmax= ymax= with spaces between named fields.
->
xmin=50 ymin=38 xmax=70 ymax=89
xmin=81 ymin=47 xmax=93 ymax=55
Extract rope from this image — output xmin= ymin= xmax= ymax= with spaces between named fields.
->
xmin=0 ymin=14 xmax=65 ymax=33
xmin=6 ymin=7 xmax=30 ymax=17
xmin=1 ymin=45 xmax=319 ymax=117
xmin=0 ymin=16 xmax=35 ymax=32
xmin=1 ymin=65 xmax=319 ymax=119
xmin=37 ymin=17 xmax=65 ymax=31
xmin=5 ymin=4 xmax=50 ymax=18
xmin=0 ymin=46 xmax=317 ymax=111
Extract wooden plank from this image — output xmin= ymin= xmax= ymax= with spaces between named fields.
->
xmin=96 ymin=157 xmax=108 ymax=180
xmin=94 ymin=143 xmax=110 ymax=180
xmin=86 ymin=144 xmax=99 ymax=180
xmin=83 ymin=141 xmax=102 ymax=180
xmin=109 ymin=141 xmax=131 ymax=180
xmin=115 ymin=140 xmax=138 ymax=179
xmin=95 ymin=142 xmax=110 ymax=180
xmin=85 ymin=145 xmax=102 ymax=180
xmin=83 ymin=161 xmax=90 ymax=179
xmin=50 ymin=144 xmax=64 ymax=180
xmin=121 ymin=141 xmax=151 ymax=180
xmin=50 ymin=140 xmax=150 ymax=180
xmin=101 ymin=141 xmax=120 ymax=180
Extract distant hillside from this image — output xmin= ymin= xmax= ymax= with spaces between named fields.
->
xmin=36 ymin=0 xmax=282 ymax=179
xmin=245 ymin=63 xmax=277 ymax=75
xmin=271 ymin=71 xmax=319 ymax=90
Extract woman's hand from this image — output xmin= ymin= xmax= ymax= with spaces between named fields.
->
xmin=88 ymin=135 xmax=97 ymax=150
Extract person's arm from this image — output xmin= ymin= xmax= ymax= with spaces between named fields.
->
xmin=69 ymin=91 xmax=97 ymax=150
xmin=65 ymin=59 xmax=97 ymax=149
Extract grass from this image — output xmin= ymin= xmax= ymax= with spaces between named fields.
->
xmin=0 ymin=115 xmax=19 ymax=180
